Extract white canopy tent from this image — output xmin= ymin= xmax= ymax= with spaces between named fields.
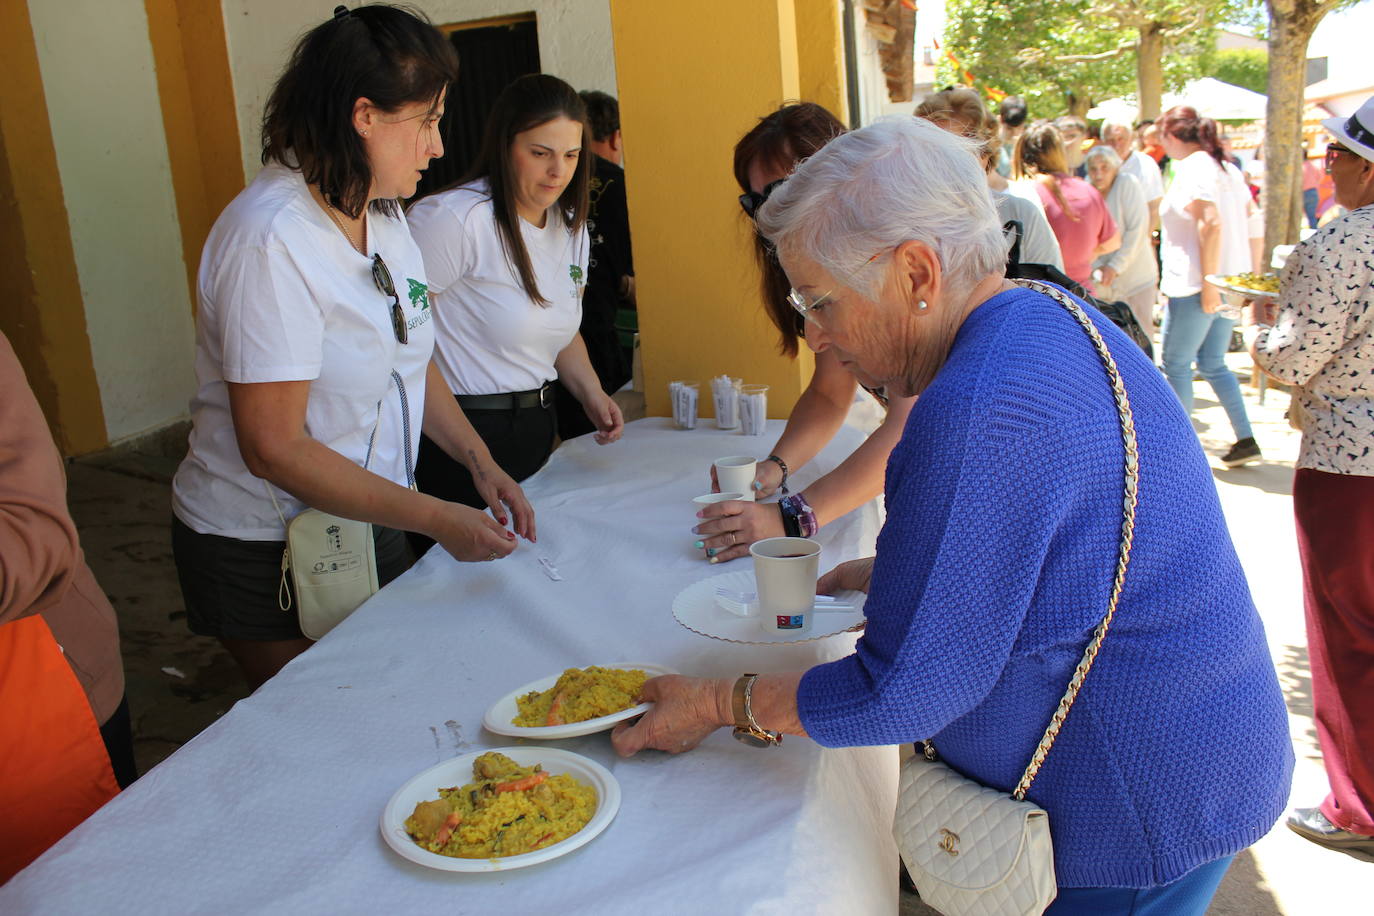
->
xmin=1088 ymin=78 xmax=1268 ymax=123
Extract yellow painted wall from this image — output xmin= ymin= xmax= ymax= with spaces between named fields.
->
xmin=0 ymin=0 xmax=107 ymax=454
xmin=145 ymin=0 xmax=246 ymax=310
xmin=609 ymin=0 xmax=815 ymax=419
xmin=795 ymin=0 xmax=848 ymax=123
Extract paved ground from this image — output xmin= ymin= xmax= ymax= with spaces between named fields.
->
xmin=68 ymin=369 xmax=1366 ymax=912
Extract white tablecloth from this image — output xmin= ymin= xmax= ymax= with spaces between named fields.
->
xmin=3 ymin=419 xmax=897 ymax=915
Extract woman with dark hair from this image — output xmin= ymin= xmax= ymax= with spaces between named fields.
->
xmin=1014 ymin=121 xmax=1120 ymax=293
xmin=693 ymin=103 xmax=915 ymax=564
xmin=1156 ymin=105 xmax=1260 ymax=466
xmin=171 ymin=5 xmax=532 ymax=690
xmin=408 ymin=74 xmax=622 ymax=523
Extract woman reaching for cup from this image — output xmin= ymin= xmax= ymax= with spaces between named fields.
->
xmin=696 ymin=104 xmax=915 ymax=564
xmin=616 ymin=116 xmax=1292 ymax=914
xmin=407 ymin=74 xmax=622 ymax=545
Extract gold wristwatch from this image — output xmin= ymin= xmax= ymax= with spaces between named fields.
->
xmin=731 ymin=673 xmax=782 ymax=747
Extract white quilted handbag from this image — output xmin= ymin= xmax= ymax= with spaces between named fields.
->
xmin=893 ymin=280 xmax=1141 ymax=916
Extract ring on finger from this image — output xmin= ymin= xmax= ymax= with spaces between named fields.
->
xmin=728 ymin=532 xmax=735 ymax=546
xmin=486 ymin=551 xmax=498 ymax=561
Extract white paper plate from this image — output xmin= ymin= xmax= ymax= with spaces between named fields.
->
xmin=671 ymin=569 xmax=866 ymax=644
xmin=380 ymin=747 xmax=620 ymax=872
xmin=1204 ymin=273 xmax=1279 ymax=302
xmin=482 ymin=663 xmax=676 ymax=739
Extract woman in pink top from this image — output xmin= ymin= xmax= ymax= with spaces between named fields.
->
xmin=1014 ymin=122 xmax=1120 ymax=292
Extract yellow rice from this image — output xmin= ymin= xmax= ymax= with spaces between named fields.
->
xmin=512 ymin=666 xmax=648 ymax=727
xmin=405 ymin=752 xmax=597 ymax=858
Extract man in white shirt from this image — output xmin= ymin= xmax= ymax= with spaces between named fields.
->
xmin=1103 ymin=119 xmax=1164 ymax=233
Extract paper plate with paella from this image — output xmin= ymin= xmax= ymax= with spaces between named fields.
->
xmin=482 ymin=663 xmax=675 ymax=739
xmin=381 ymin=747 xmax=620 ymax=872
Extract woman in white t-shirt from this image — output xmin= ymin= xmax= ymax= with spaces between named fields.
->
xmin=407 ymin=75 xmax=622 ymax=528
xmin=171 ymin=6 xmax=533 ymax=689
xmin=1156 ymin=105 xmax=1261 ymax=467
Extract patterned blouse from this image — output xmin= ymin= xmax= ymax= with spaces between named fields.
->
xmin=1254 ymin=204 xmax=1374 ymax=475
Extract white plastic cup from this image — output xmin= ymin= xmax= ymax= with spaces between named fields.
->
xmin=693 ymin=491 xmax=746 ymax=510
xmin=713 ymin=456 xmax=757 ymax=502
xmin=669 ymin=380 xmax=699 ymax=429
xmin=713 ymin=377 xmax=742 ymax=429
xmin=750 ymin=537 xmax=820 ymax=633
xmin=739 ymin=384 xmax=769 ymax=435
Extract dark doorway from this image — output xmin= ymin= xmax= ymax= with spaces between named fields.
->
xmin=414 ymin=15 xmax=541 ymax=199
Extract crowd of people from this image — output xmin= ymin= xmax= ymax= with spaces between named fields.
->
xmin=4 ymin=3 xmax=1372 ymax=910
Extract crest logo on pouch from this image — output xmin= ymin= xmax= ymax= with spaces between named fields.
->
xmin=326 ymin=525 xmax=342 ymax=551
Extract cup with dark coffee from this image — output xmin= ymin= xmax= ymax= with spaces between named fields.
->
xmin=749 ymin=537 xmax=821 ymax=633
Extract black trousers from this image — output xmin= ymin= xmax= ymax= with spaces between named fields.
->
xmin=409 ymin=397 xmax=556 ymax=553
xmin=99 ymin=695 xmax=138 ymax=789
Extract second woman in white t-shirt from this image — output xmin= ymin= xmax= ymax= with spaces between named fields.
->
xmin=408 ymin=75 xmax=622 ymax=527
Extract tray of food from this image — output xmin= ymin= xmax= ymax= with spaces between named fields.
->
xmin=1205 ymin=272 xmax=1280 ymax=302
xmin=381 ymin=747 xmax=620 ymax=872
xmin=482 ymin=663 xmax=674 ymax=739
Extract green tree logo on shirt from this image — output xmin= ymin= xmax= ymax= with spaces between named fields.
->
xmin=407 ymin=279 xmax=429 ymax=310
xmin=569 ymin=265 xmax=584 ymax=287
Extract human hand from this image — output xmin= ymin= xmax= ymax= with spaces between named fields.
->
xmin=751 ymin=458 xmax=784 ymax=499
xmin=816 ymin=557 xmax=875 ymax=595
xmin=470 ymin=464 xmax=536 ymax=542
xmin=1097 ymin=266 xmax=1118 ymax=289
xmin=430 ymin=501 xmax=517 ymax=562
xmin=610 ymin=675 xmax=730 ymax=757
xmin=584 ymin=392 xmax=624 ymax=445
xmin=1200 ymin=286 xmax=1223 ymax=314
xmin=1249 ymin=298 xmax=1278 ymax=326
xmin=693 ymin=499 xmax=784 ymax=563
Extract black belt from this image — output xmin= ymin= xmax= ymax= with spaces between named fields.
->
xmin=455 ymin=383 xmax=552 ymax=411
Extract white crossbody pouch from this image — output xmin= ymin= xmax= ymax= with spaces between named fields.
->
xmin=266 ymin=370 xmax=415 ymax=641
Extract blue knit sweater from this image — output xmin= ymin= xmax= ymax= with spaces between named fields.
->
xmin=798 ymin=285 xmax=1293 ymax=888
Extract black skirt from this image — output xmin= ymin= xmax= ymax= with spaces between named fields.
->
xmin=172 ymin=516 xmax=413 ymax=641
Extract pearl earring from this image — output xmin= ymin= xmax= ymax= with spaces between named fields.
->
xmin=917 ymin=299 xmax=929 ymax=312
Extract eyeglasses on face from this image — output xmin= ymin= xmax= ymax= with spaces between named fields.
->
xmin=371 ymin=253 xmax=408 ymax=345
xmin=739 ymin=178 xmax=786 ymax=219
xmin=1325 ymin=143 xmax=1358 ymax=173
xmin=783 ymin=251 xmax=885 ymax=329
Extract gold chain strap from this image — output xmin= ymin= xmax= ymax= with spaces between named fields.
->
xmin=923 ymin=279 xmax=1140 ymax=801
xmin=1009 ymin=279 xmax=1139 ymax=800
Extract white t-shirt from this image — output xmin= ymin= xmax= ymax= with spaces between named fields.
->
xmin=1119 ymin=149 xmax=1165 ymax=204
xmin=407 ymin=180 xmax=590 ymax=395
xmin=172 ymin=162 xmax=435 ymax=540
xmin=994 ymin=189 xmax=1065 ymax=271
xmin=1159 ymin=151 xmax=1251 ymax=298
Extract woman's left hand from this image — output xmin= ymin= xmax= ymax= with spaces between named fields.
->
xmin=583 ymin=391 xmax=624 ymax=445
xmin=470 ymin=463 xmax=537 ymax=542
xmin=611 ymin=675 xmax=728 ymax=757
xmin=693 ymin=499 xmax=785 ymax=563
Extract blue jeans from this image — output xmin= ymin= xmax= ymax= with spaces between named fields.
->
xmin=1304 ymin=187 xmax=1319 ymax=229
xmin=1161 ymin=293 xmax=1253 ymax=441
xmin=1046 ymin=854 xmax=1234 ymax=914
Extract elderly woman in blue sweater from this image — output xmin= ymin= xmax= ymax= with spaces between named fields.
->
xmin=612 ymin=117 xmax=1292 ymax=913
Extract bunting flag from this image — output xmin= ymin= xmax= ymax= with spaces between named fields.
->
xmin=933 ymin=37 xmax=1008 ymax=106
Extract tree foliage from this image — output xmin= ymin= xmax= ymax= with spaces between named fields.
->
xmin=941 ymin=0 xmax=1231 ymax=118
xmin=1204 ymin=48 xmax=1269 ymax=94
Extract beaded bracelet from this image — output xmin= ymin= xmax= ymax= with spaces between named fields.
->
xmin=779 ymin=492 xmax=818 ymax=539
xmin=764 ymin=454 xmax=789 ymax=494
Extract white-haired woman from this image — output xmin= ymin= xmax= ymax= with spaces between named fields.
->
xmin=611 ymin=117 xmax=1292 ymax=913
xmin=1085 ymin=145 xmax=1159 ymax=331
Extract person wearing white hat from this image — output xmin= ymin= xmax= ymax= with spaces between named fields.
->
xmin=1251 ymin=94 xmax=1374 ymax=863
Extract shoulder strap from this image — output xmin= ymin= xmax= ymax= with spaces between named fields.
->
xmin=924 ymin=278 xmax=1141 ymax=802
xmin=262 ymin=398 xmax=385 ymax=529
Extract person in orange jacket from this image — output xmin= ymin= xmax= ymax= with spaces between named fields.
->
xmin=0 ymin=331 xmax=133 ymax=882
